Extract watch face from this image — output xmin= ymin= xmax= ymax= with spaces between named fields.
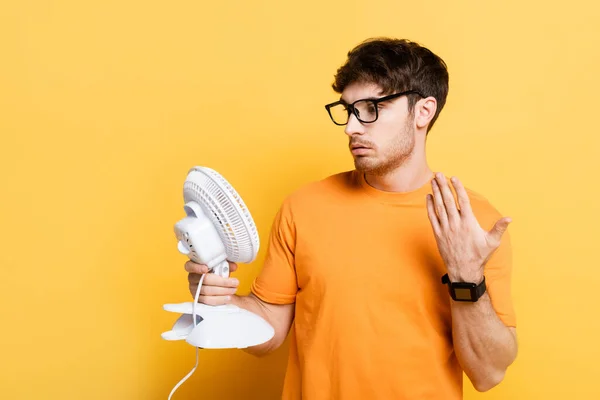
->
xmin=453 ymin=287 xmax=473 ymax=301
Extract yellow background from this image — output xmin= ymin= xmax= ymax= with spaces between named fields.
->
xmin=1 ymin=0 xmax=599 ymax=399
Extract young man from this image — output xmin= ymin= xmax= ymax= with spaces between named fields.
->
xmin=186 ymin=38 xmax=518 ymax=399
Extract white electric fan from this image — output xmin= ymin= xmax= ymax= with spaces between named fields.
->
xmin=161 ymin=166 xmax=274 ymax=399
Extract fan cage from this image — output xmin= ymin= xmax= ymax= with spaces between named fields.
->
xmin=183 ymin=168 xmax=259 ymax=263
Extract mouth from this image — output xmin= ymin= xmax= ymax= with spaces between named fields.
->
xmin=350 ymin=145 xmax=371 ymax=155
xmin=350 ymin=142 xmax=371 ymax=154
xmin=350 ymin=142 xmax=371 ymax=150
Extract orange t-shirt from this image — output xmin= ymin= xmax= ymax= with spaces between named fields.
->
xmin=251 ymin=170 xmax=516 ymax=400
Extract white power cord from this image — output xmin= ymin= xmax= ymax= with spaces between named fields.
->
xmin=168 ymin=273 xmax=205 ymax=400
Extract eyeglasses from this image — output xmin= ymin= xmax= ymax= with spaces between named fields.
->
xmin=324 ymin=90 xmax=424 ymax=126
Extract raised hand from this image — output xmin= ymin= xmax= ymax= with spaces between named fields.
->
xmin=425 ymin=173 xmax=511 ymax=283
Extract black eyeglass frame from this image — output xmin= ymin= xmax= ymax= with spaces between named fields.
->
xmin=324 ymin=90 xmax=425 ymax=126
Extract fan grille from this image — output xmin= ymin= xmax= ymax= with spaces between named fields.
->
xmin=183 ymin=167 xmax=259 ymax=263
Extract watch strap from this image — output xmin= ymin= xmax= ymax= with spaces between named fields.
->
xmin=441 ymin=273 xmax=486 ymax=302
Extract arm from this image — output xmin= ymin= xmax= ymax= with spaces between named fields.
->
xmin=186 ymin=261 xmax=295 ymax=357
xmin=233 ymin=195 xmax=298 ymax=357
xmin=186 ymin=197 xmax=299 ymax=357
xmin=450 ymin=291 xmax=518 ymax=391
xmin=231 ymin=293 xmax=295 ymax=357
xmin=426 ymin=173 xmax=518 ymax=391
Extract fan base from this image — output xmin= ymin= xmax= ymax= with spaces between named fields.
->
xmin=162 ymin=302 xmax=275 ymax=349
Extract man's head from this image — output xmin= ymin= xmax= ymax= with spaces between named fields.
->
xmin=326 ymin=38 xmax=449 ymax=174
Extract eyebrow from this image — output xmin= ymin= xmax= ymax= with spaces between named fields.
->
xmin=339 ymin=95 xmax=381 ymax=104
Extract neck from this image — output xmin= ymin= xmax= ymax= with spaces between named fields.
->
xmin=363 ymin=142 xmax=433 ymax=193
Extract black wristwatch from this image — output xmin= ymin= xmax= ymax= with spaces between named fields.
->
xmin=441 ymin=274 xmax=486 ymax=302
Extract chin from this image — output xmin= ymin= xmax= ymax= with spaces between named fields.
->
xmin=354 ymin=157 xmax=402 ymax=175
xmin=354 ymin=157 xmax=381 ymax=173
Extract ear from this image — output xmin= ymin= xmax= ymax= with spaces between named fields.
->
xmin=414 ymin=97 xmax=437 ymax=130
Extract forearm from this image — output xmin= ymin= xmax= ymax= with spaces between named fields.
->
xmin=230 ymin=293 xmax=286 ymax=357
xmin=451 ymin=291 xmax=518 ymax=392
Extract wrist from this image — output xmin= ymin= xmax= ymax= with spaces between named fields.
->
xmin=442 ymin=271 xmax=487 ymax=302
xmin=447 ymin=268 xmax=484 ymax=284
xmin=230 ymin=294 xmax=245 ymax=308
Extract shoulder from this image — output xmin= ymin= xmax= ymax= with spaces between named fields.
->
xmin=286 ymin=170 xmax=357 ymax=202
xmin=277 ymin=170 xmax=358 ymax=215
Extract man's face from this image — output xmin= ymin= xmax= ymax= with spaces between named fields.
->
xmin=341 ymin=81 xmax=416 ymax=175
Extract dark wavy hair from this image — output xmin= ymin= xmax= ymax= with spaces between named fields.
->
xmin=332 ymin=38 xmax=449 ymax=132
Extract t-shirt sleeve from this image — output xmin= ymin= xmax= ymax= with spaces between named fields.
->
xmin=482 ymin=218 xmax=517 ymax=328
xmin=250 ymin=197 xmax=299 ymax=305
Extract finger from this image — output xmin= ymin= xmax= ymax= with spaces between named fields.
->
xmin=184 ymin=261 xmax=209 ymax=274
xmin=426 ymin=194 xmax=442 ymax=236
xmin=450 ymin=176 xmax=474 ymax=218
xmin=435 ymin=173 xmax=460 ymax=223
xmin=228 ymin=262 xmax=238 ymax=273
xmin=488 ymin=217 xmax=512 ymax=245
xmin=202 ymin=273 xmax=240 ymax=288
xmin=199 ymin=285 xmax=238 ymax=296
xmin=197 ymin=295 xmax=232 ymax=306
xmin=188 ymin=273 xmax=202 ymax=285
xmin=431 ymin=178 xmax=448 ymax=228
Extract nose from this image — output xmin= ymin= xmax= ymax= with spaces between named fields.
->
xmin=344 ymin=113 xmax=365 ymax=137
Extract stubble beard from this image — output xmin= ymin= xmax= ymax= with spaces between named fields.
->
xmin=354 ymin=121 xmax=416 ymax=176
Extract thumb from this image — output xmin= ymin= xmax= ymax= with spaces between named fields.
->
xmin=488 ymin=217 xmax=512 ymax=244
xmin=228 ymin=261 xmax=239 ymax=273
